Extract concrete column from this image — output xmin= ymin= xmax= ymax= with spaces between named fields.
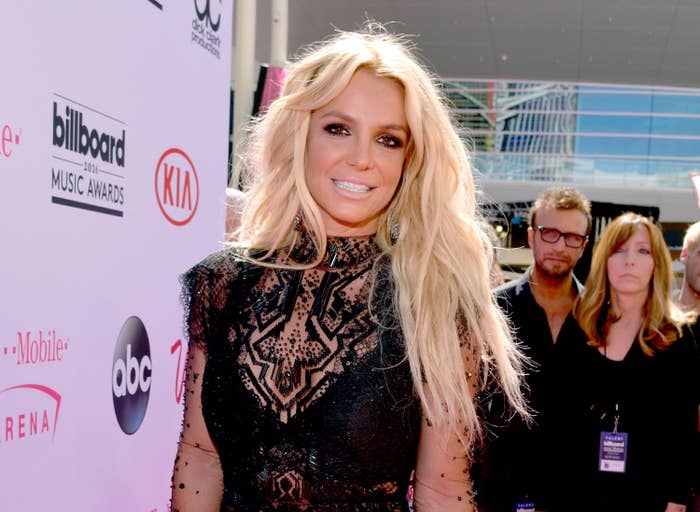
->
xmin=232 ymin=0 xmax=256 ymax=139
xmin=270 ymin=0 xmax=288 ymax=67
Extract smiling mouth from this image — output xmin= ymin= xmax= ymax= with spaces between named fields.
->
xmin=333 ymin=180 xmax=372 ymax=193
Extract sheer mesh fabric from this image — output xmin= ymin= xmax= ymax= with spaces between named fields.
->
xmin=172 ymin=234 xmax=421 ymax=511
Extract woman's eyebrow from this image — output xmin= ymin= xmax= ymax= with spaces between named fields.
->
xmin=320 ymin=111 xmax=408 ymax=135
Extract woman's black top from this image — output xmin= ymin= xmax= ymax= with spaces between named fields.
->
xmin=178 ymin=234 xmax=420 ymax=511
xmin=543 ymin=323 xmax=699 ymax=512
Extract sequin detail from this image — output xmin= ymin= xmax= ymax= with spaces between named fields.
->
xmin=177 ymin=234 xmax=420 ymax=510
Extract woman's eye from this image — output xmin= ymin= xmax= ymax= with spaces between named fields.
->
xmin=377 ymin=135 xmax=403 ymax=148
xmin=324 ymin=124 xmax=349 ymax=136
xmin=639 ymin=248 xmax=651 ymax=254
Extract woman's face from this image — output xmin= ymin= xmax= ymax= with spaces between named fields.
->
xmin=606 ymin=225 xmax=655 ymax=298
xmin=305 ymin=68 xmax=408 ymax=236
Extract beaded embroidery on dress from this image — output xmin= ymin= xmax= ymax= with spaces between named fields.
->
xmin=176 ymin=233 xmax=421 ymax=511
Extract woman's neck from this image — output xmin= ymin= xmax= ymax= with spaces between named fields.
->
xmin=604 ymin=291 xmax=645 ymax=361
xmin=289 ymin=230 xmax=381 ymax=268
xmin=610 ymin=290 xmax=645 ymax=320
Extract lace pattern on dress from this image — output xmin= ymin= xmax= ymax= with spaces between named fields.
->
xmin=180 ymin=233 xmax=420 ymax=511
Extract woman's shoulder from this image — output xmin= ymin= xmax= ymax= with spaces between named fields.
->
xmin=652 ymin=324 xmax=700 ymax=397
xmin=646 ymin=324 xmax=700 ymax=383
xmin=666 ymin=323 xmax=700 ymax=360
xmin=181 ymin=246 xmax=266 ymax=290
xmin=188 ymin=244 xmax=269 ymax=272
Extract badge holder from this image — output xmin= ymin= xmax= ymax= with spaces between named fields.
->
xmin=515 ymin=501 xmax=535 ymax=512
xmin=598 ymin=404 xmax=628 ymax=473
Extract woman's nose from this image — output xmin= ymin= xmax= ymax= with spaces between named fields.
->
xmin=347 ymin=140 xmax=372 ymax=170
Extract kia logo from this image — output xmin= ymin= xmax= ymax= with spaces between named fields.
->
xmin=154 ymin=147 xmax=199 ymax=226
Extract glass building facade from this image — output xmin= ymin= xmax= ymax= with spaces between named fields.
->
xmin=444 ymin=79 xmax=700 ymax=189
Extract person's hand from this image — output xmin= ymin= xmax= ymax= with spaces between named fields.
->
xmin=663 ymin=502 xmax=686 ymax=512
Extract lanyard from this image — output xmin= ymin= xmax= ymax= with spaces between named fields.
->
xmin=599 ymin=402 xmax=621 ymax=431
xmin=601 ymin=345 xmax=624 ymax=431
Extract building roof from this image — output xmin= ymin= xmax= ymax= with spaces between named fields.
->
xmin=247 ymin=0 xmax=700 ymax=89
xmin=239 ymin=1 xmax=700 ymax=223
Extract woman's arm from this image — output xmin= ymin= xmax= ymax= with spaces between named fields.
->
xmin=171 ymin=262 xmax=225 ymax=511
xmin=413 ymin=332 xmax=479 ymax=512
xmin=171 ymin=342 xmax=223 ymax=512
xmin=663 ymin=503 xmax=686 ymax=512
xmin=412 ymin=416 xmax=474 ymax=511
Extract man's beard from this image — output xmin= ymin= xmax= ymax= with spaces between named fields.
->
xmin=535 ymin=258 xmax=574 ymax=280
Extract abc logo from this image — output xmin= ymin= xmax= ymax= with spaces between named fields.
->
xmin=112 ymin=316 xmax=152 ymax=435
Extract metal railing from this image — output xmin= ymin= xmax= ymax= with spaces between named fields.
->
xmin=444 ymin=79 xmax=700 ymax=189
xmin=472 ymin=152 xmax=698 ymax=189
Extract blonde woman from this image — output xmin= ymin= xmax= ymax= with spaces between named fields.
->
xmin=545 ymin=213 xmax=699 ymax=512
xmin=171 ymin=25 xmax=527 ymax=511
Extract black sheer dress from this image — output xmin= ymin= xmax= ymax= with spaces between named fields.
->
xmin=172 ymin=234 xmax=421 ymax=511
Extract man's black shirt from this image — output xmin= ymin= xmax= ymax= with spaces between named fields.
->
xmin=473 ymin=267 xmax=582 ymax=512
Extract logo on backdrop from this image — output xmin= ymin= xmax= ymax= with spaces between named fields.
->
xmin=192 ymin=0 xmax=222 ymax=59
xmin=0 ymin=121 xmax=22 ymax=161
xmin=112 ymin=316 xmax=152 ymax=435
xmin=2 ymin=330 xmax=70 ymax=366
xmin=0 ymin=384 xmax=62 ymax=446
xmin=154 ymin=147 xmax=199 ymax=226
xmin=50 ymin=93 xmax=127 ymax=217
xmin=170 ymin=338 xmax=186 ymax=404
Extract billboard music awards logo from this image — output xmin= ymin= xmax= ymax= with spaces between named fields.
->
xmin=0 ymin=120 xmax=22 ymax=161
xmin=50 ymin=93 xmax=128 ymax=217
xmin=154 ymin=147 xmax=199 ymax=226
xmin=112 ymin=316 xmax=152 ymax=435
xmin=192 ymin=0 xmax=222 ymax=59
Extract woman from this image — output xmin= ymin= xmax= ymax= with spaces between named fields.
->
xmin=170 ymin=26 xmax=527 ymax=511
xmin=546 ymin=213 xmax=699 ymax=512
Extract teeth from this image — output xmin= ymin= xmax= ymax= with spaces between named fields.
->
xmin=334 ymin=180 xmax=370 ymax=193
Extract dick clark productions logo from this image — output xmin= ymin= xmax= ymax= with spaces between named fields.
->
xmin=112 ymin=316 xmax=152 ymax=435
xmin=192 ymin=0 xmax=222 ymax=59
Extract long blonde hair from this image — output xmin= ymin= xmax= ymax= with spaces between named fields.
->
xmin=231 ymin=25 xmax=527 ymax=446
xmin=574 ymin=212 xmax=691 ymax=356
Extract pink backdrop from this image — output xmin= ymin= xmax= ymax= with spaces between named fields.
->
xmin=0 ymin=1 xmax=232 ymax=510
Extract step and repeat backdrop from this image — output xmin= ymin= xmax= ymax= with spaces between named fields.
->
xmin=0 ymin=1 xmax=232 ymax=510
